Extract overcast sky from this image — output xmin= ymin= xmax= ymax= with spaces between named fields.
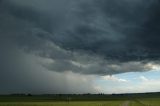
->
xmin=0 ymin=0 xmax=160 ymax=94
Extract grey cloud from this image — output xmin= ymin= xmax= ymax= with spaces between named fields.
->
xmin=1 ymin=0 xmax=160 ymax=73
xmin=0 ymin=46 xmax=96 ymax=94
xmin=28 ymin=41 xmax=151 ymax=75
xmin=0 ymin=0 xmax=160 ymax=93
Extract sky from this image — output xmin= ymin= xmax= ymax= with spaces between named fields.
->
xmin=0 ymin=0 xmax=160 ymax=94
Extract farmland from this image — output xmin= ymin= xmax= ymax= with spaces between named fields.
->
xmin=0 ymin=101 xmax=123 ymax=106
xmin=0 ymin=93 xmax=160 ymax=106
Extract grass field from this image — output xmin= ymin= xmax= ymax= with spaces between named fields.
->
xmin=138 ymin=98 xmax=160 ymax=106
xmin=0 ymin=100 xmax=157 ymax=106
xmin=0 ymin=101 xmax=123 ymax=106
xmin=0 ymin=100 xmax=160 ymax=106
xmin=0 ymin=94 xmax=160 ymax=106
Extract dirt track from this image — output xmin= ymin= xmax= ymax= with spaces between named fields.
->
xmin=120 ymin=101 xmax=130 ymax=106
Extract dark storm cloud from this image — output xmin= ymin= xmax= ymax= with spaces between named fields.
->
xmin=1 ymin=0 xmax=160 ymax=72
xmin=58 ymin=0 xmax=160 ymax=62
xmin=6 ymin=0 xmax=160 ymax=62
xmin=0 ymin=0 xmax=160 ymax=93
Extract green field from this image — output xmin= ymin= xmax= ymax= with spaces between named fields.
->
xmin=0 ymin=100 xmax=159 ymax=106
xmin=0 ymin=100 xmax=158 ymax=106
xmin=0 ymin=101 xmax=123 ymax=106
xmin=0 ymin=93 xmax=160 ymax=106
xmin=138 ymin=98 xmax=160 ymax=106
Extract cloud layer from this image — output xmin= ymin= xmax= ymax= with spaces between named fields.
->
xmin=0 ymin=0 xmax=160 ymax=93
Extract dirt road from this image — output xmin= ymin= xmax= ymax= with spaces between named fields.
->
xmin=120 ymin=101 xmax=130 ymax=106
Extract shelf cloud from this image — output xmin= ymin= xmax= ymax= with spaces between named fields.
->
xmin=0 ymin=0 xmax=160 ymax=93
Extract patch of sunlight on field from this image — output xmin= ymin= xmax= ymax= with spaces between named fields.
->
xmin=0 ymin=101 xmax=123 ymax=106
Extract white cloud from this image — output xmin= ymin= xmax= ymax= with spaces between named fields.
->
xmin=97 ymin=74 xmax=160 ymax=94
xmin=102 ymin=75 xmax=128 ymax=82
xmin=139 ymin=76 xmax=149 ymax=82
xmin=125 ymin=78 xmax=160 ymax=93
xmin=145 ymin=62 xmax=160 ymax=71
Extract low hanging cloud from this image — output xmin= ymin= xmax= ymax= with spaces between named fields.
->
xmin=0 ymin=0 xmax=160 ymax=93
xmin=1 ymin=0 xmax=160 ymax=74
xmin=102 ymin=75 xmax=128 ymax=83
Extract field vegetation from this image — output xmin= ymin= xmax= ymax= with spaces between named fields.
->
xmin=0 ymin=93 xmax=160 ymax=106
